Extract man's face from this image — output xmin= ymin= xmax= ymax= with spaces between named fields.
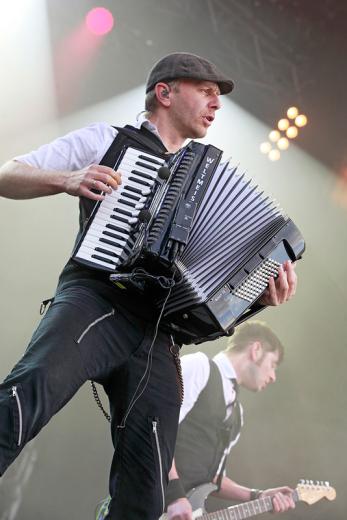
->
xmin=167 ymin=79 xmax=221 ymax=139
xmin=247 ymin=349 xmax=280 ymax=392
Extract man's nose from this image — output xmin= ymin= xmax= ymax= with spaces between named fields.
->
xmin=269 ymin=370 xmax=276 ymax=383
xmin=210 ymin=95 xmax=221 ymax=110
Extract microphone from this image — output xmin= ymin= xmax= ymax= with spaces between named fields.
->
xmin=158 ymin=166 xmax=171 ymax=181
xmin=138 ymin=209 xmax=151 ymax=223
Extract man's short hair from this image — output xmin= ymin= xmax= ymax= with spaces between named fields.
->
xmin=226 ymin=321 xmax=284 ymax=362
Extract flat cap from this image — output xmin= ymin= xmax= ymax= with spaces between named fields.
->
xmin=146 ymin=52 xmax=234 ymax=95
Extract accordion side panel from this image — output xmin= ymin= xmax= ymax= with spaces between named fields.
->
xmin=163 ymin=161 xmax=305 ymax=343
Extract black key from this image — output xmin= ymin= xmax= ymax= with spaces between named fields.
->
xmin=138 ymin=154 xmax=163 ymax=165
xmin=95 ymin=246 xmax=119 ymax=258
xmin=115 ymin=208 xmax=134 ymax=218
xmin=128 ymin=176 xmax=151 ymax=187
xmin=122 ymin=192 xmax=141 ymax=202
xmin=135 ymin=161 xmax=157 ymax=171
xmin=118 ymin=198 xmax=137 ymax=208
xmin=99 ymin=238 xmax=123 ymax=249
xmin=92 ymin=254 xmax=117 ymax=265
xmin=102 ymin=230 xmax=127 ymax=242
xmin=110 ymin=214 xmax=131 ymax=225
xmin=106 ymin=223 xmax=131 ymax=234
xmin=131 ymin=169 xmax=154 ymax=180
xmin=124 ymin=185 xmax=142 ymax=195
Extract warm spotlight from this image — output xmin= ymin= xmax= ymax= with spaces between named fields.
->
xmin=277 ymin=137 xmax=289 ymax=150
xmin=286 ymin=126 xmax=298 ymax=139
xmin=260 ymin=142 xmax=272 ymax=154
xmin=295 ymin=114 xmax=308 ymax=127
xmin=269 ymin=130 xmax=281 ymax=142
xmin=268 ymin=149 xmax=281 ymax=161
xmin=287 ymin=106 xmax=299 ymax=119
xmin=85 ymin=7 xmax=114 ymax=36
xmin=278 ymin=118 xmax=289 ymax=131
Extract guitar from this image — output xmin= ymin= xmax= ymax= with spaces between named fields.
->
xmin=160 ymin=479 xmax=336 ymax=520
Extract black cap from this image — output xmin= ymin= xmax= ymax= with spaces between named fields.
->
xmin=146 ymin=52 xmax=234 ymax=95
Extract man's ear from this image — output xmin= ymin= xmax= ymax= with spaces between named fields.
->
xmin=250 ymin=341 xmax=263 ymax=362
xmin=154 ymin=82 xmax=171 ymax=106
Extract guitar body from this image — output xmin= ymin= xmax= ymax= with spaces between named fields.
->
xmin=160 ymin=483 xmax=217 ymax=519
xmin=187 ymin=482 xmax=218 ymax=513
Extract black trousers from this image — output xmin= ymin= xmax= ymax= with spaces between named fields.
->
xmin=0 ymin=285 xmax=181 ymax=519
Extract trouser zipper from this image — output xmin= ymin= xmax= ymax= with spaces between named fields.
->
xmin=152 ymin=420 xmax=165 ymax=514
xmin=12 ymin=385 xmax=23 ymax=446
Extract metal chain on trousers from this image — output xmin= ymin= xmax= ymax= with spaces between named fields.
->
xmin=91 ymin=381 xmax=111 ymax=423
xmin=170 ymin=338 xmax=184 ymax=405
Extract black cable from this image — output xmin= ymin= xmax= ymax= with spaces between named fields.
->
xmin=117 ymin=269 xmax=176 ymax=429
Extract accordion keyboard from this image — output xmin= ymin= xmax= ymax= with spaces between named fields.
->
xmin=74 ymin=147 xmax=165 ymax=270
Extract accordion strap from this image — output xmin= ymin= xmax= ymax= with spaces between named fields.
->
xmin=99 ymin=124 xmax=168 ymax=168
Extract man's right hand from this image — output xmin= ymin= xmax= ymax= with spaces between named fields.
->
xmin=64 ymin=164 xmax=122 ymax=201
xmin=166 ymin=497 xmax=193 ymax=520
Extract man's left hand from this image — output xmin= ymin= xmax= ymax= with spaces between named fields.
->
xmin=261 ymin=486 xmax=296 ymax=513
xmin=259 ymin=261 xmax=297 ymax=306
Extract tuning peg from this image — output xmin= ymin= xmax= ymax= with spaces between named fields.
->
xmin=325 ymin=481 xmax=330 ymax=486
xmin=299 ymin=479 xmax=305 ymax=484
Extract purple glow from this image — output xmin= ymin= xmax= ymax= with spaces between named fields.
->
xmin=85 ymin=7 xmax=114 ymax=36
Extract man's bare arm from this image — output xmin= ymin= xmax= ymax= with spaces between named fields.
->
xmin=213 ymin=476 xmax=295 ymax=513
xmin=0 ymin=160 xmax=121 ymax=200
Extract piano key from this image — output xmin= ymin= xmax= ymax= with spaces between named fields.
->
xmin=124 ymin=185 xmax=151 ymax=196
xmin=86 ymin=227 xmax=129 ymax=248
xmin=97 ymin=205 xmax=139 ymax=222
xmin=77 ymin=245 xmax=121 ymax=265
xmin=120 ymin=159 xmax=159 ymax=178
xmin=74 ymin=146 xmax=166 ymax=272
xmin=88 ymin=220 xmax=132 ymax=240
xmin=82 ymin=237 xmax=124 ymax=255
xmin=94 ymin=215 xmax=132 ymax=233
xmin=76 ymin=249 xmax=118 ymax=269
xmin=121 ymin=191 xmax=145 ymax=202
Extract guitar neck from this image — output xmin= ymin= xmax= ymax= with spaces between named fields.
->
xmin=197 ymin=490 xmax=298 ymax=520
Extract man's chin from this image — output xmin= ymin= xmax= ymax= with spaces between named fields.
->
xmin=191 ymin=128 xmax=208 ymax=139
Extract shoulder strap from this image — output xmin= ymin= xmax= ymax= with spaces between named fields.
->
xmin=99 ymin=124 xmax=167 ymax=168
xmin=117 ymin=124 xmax=168 ymax=154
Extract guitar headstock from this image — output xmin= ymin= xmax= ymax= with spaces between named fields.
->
xmin=296 ymin=479 xmax=336 ymax=504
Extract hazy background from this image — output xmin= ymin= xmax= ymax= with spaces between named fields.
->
xmin=0 ymin=1 xmax=346 ymax=519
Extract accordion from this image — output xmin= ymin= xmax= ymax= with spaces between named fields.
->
xmin=73 ymin=142 xmax=305 ymax=344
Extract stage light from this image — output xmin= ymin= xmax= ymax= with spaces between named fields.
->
xmin=268 ymin=149 xmax=281 ymax=161
xmin=287 ymin=106 xmax=299 ymax=119
xmin=85 ymin=7 xmax=114 ymax=36
xmin=286 ymin=126 xmax=298 ymax=139
xmin=277 ymin=137 xmax=289 ymax=150
xmin=269 ymin=130 xmax=281 ymax=142
xmin=295 ymin=114 xmax=308 ymax=127
xmin=260 ymin=142 xmax=272 ymax=154
xmin=278 ymin=118 xmax=289 ymax=131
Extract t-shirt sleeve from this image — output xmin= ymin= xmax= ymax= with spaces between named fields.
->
xmin=179 ymin=352 xmax=210 ymax=423
xmin=14 ymin=122 xmax=117 ymax=171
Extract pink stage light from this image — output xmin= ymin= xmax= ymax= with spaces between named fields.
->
xmin=85 ymin=7 xmax=114 ymax=36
